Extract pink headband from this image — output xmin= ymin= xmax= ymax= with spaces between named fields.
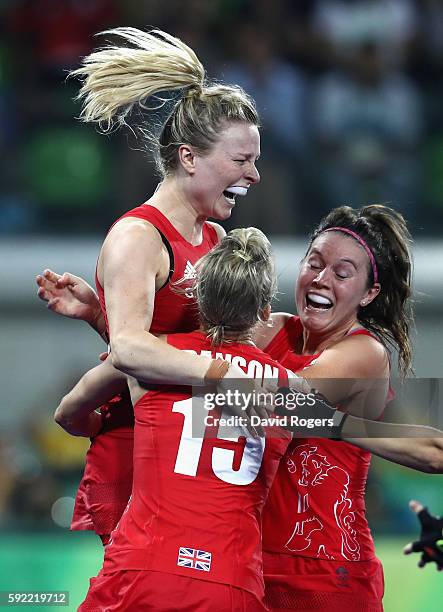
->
xmin=323 ymin=227 xmax=378 ymax=284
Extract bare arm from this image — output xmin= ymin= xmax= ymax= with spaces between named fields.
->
xmin=345 ymin=423 xmax=443 ymax=474
xmin=271 ymin=330 xmax=443 ymax=473
xmin=101 ymin=220 xmax=216 ymax=385
xmin=54 ymin=359 xmax=127 ymax=437
xmin=276 ymin=385 xmax=443 ymax=474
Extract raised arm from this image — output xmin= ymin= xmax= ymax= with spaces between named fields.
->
xmin=36 ymin=269 xmax=107 ymax=341
xmin=54 ymin=359 xmax=127 ymax=437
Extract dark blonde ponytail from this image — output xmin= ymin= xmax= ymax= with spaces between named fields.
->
xmin=195 ymin=228 xmax=276 ymax=345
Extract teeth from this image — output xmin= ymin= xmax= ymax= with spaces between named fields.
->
xmin=308 ymin=293 xmax=332 ymax=306
xmin=225 ymin=186 xmax=248 ymax=196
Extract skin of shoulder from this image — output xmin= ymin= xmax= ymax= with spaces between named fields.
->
xmin=302 ymin=333 xmax=390 ymax=419
xmin=305 ymin=333 xmax=389 ymax=379
xmin=86 ymin=215 xmax=214 ymax=386
xmin=347 ymin=433 xmax=443 ymax=474
xmin=98 ymin=218 xmax=170 ymax=342
xmin=98 ymin=217 xmax=170 ymax=291
xmin=206 ymin=221 xmax=226 ymax=242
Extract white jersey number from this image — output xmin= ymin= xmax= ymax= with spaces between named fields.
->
xmin=172 ymin=398 xmax=265 ymax=486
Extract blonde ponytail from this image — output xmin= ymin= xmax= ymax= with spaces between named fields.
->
xmin=195 ymin=228 xmax=276 ymax=345
xmin=71 ymin=27 xmax=259 ymax=176
xmin=71 ymin=27 xmax=205 ymax=127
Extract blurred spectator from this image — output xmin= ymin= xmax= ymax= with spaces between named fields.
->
xmin=22 ymin=120 xmax=114 ymax=232
xmin=420 ymin=0 xmax=443 ymax=67
xmin=0 ymin=0 xmax=441 ymax=235
xmin=311 ymin=0 xmax=419 ymax=69
xmin=127 ymin=0 xmax=223 ymax=66
xmin=221 ymin=21 xmax=307 ymax=233
xmin=3 ymin=368 xmax=91 ymax=530
xmin=222 ymin=23 xmax=306 ymax=156
xmin=8 ymin=0 xmax=118 ymax=76
xmin=0 ymin=25 xmax=33 ymax=234
xmin=311 ymin=39 xmax=423 ymax=224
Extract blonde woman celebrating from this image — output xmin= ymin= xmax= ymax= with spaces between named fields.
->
xmin=38 ymin=27 xmax=262 ymax=543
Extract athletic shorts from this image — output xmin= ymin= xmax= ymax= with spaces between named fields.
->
xmin=263 ymin=551 xmax=384 ymax=612
xmin=79 ymin=569 xmax=267 ymax=611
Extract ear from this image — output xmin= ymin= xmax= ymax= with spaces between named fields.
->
xmin=178 ymin=144 xmax=196 ymax=175
xmin=262 ymin=303 xmax=272 ymax=322
xmin=360 ymin=283 xmax=381 ymax=307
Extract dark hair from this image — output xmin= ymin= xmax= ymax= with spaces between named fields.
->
xmin=308 ymin=204 xmax=413 ymax=376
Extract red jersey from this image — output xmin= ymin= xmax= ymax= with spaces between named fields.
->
xmin=262 ymin=316 xmax=380 ymax=563
xmin=71 ymin=205 xmax=218 ymax=535
xmin=96 ymin=204 xmax=219 ymax=338
xmin=102 ymin=331 xmax=291 ymax=601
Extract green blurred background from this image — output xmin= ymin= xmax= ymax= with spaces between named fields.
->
xmin=1 ymin=527 xmax=442 ymax=611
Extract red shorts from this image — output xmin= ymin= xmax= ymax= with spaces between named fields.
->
xmin=263 ymin=552 xmax=384 ymax=612
xmin=79 ymin=569 xmax=267 ymax=611
xmin=71 ymin=428 xmax=133 ymax=538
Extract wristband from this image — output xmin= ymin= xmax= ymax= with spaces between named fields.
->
xmin=204 ymin=358 xmax=230 ymax=384
xmin=274 ymin=387 xmax=347 ymax=438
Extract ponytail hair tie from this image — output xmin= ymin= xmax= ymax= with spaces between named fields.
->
xmin=233 ymin=249 xmax=252 ymax=262
xmin=184 ymin=84 xmax=203 ymax=99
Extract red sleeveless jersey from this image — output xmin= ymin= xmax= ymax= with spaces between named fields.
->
xmin=262 ymin=315 xmax=379 ymax=563
xmin=94 ymin=204 xmax=218 ymax=431
xmin=71 ymin=205 xmax=218 ymax=536
xmin=96 ymin=204 xmax=219 ymax=337
xmin=102 ymin=331 xmax=291 ymax=601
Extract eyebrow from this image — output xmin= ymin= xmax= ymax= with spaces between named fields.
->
xmin=233 ymin=152 xmax=260 ymax=160
xmin=339 ymin=258 xmax=358 ymax=270
xmin=308 ymin=249 xmax=358 ymax=270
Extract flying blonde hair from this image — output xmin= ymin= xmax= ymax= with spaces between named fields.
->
xmin=71 ymin=27 xmax=259 ymax=175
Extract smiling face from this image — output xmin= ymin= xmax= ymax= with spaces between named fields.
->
xmin=296 ymin=231 xmax=380 ymax=338
xmin=186 ymin=121 xmax=261 ymax=220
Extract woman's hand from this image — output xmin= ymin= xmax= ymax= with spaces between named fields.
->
xmin=36 ymin=269 xmax=105 ymax=337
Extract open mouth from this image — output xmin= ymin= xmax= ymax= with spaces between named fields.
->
xmin=305 ymin=292 xmax=333 ymax=311
xmin=223 ymin=185 xmax=248 ymax=205
xmin=223 ymin=190 xmax=236 ymax=204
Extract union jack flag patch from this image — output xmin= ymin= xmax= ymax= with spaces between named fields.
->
xmin=177 ymin=547 xmax=212 ymax=572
